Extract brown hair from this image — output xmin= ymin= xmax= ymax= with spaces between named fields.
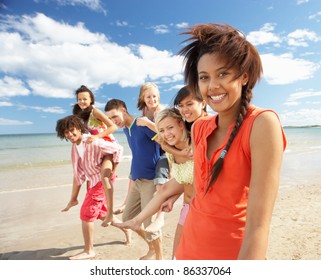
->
xmin=72 ymin=85 xmax=95 ymax=124
xmin=105 ymin=99 xmax=128 ymax=112
xmin=173 ymin=85 xmax=206 ymax=113
xmin=56 ymin=115 xmax=86 ymax=141
xmin=179 ymin=23 xmax=263 ymax=193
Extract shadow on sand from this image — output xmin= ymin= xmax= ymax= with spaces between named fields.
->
xmin=0 ymin=240 xmax=124 ymax=260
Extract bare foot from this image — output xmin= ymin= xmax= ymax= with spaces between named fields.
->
xmin=101 ymin=213 xmax=113 ymax=227
xmin=123 ymin=228 xmax=132 ymax=246
xmin=145 ymin=218 xmax=164 ymax=233
xmin=114 ymin=219 xmax=143 ymax=231
xmin=109 ymin=216 xmax=132 ymax=246
xmin=139 ymin=248 xmax=155 ymax=260
xmin=61 ymin=200 xmax=78 ymax=212
xmin=113 ymin=204 xmax=125 ymax=215
xmin=69 ymin=251 xmax=95 ymax=260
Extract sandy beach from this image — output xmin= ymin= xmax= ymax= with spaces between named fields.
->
xmin=1 ymin=157 xmax=321 ymax=260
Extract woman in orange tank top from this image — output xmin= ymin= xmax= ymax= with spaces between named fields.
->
xmin=175 ymin=23 xmax=286 ymax=260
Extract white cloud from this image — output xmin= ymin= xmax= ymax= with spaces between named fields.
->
xmin=136 ymin=45 xmax=183 ymax=80
xmin=297 ymin=0 xmax=309 ymax=5
xmin=18 ymin=104 xmax=66 ymax=114
xmin=0 ymin=101 xmax=13 ymax=107
xmin=41 ymin=0 xmax=107 ymax=15
xmin=247 ymin=23 xmax=281 ymax=46
xmin=0 ymin=76 xmax=30 ymax=97
xmin=284 ymin=101 xmax=300 ymax=107
xmin=0 ymin=118 xmax=33 ymax=125
xmin=176 ymin=22 xmax=189 ymax=29
xmin=287 ymin=90 xmax=321 ymax=101
xmin=0 ymin=13 xmax=108 ymax=44
xmin=287 ymin=29 xmax=320 ymax=47
xmin=309 ymin=11 xmax=321 ymax=21
xmin=151 ymin=24 xmax=170 ymax=34
xmin=0 ymin=13 xmax=183 ymax=98
xmin=261 ymin=53 xmax=319 ymax=84
xmin=115 ymin=20 xmax=128 ymax=27
xmin=280 ymin=109 xmax=321 ymax=126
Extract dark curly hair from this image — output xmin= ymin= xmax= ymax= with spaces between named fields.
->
xmin=56 ymin=115 xmax=86 ymax=141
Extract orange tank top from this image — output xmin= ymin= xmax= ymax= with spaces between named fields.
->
xmin=175 ymin=105 xmax=286 ymax=259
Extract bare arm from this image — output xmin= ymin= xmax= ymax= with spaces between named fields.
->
xmin=132 ymin=179 xmax=184 ymax=225
xmin=161 ymin=142 xmax=193 ymax=160
xmin=160 ymin=193 xmax=182 ymax=212
xmin=238 ymin=112 xmax=285 ymax=259
xmin=87 ymin=108 xmax=117 ymax=142
xmin=136 ymin=116 xmax=157 ymax=132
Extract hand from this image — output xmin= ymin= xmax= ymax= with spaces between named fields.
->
xmin=160 ymin=199 xmax=174 ymax=213
xmin=136 ymin=117 xmax=149 ymax=127
xmin=101 ymin=212 xmax=113 ymax=227
xmin=85 ymin=135 xmax=98 ymax=144
xmin=180 ymin=147 xmax=193 ymax=160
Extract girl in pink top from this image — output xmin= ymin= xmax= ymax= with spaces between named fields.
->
xmin=175 ymin=23 xmax=286 ymax=260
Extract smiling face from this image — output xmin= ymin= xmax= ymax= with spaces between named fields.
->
xmin=157 ymin=116 xmax=185 ymax=147
xmin=77 ymin=91 xmax=93 ymax=110
xmin=176 ymin=94 xmax=206 ymax=123
xmin=197 ymin=53 xmax=248 ymax=116
xmin=64 ymin=127 xmax=82 ymax=145
xmin=143 ymin=88 xmax=160 ymax=110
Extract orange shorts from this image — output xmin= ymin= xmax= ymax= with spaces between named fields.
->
xmin=80 ymin=181 xmax=107 ymax=222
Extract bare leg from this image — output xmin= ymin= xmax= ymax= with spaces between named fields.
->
xmin=116 ymin=179 xmax=184 ymax=230
xmin=152 ymin=237 xmax=163 ymax=260
xmin=112 ymin=215 xmax=132 ymax=245
xmin=138 ymin=236 xmax=163 ymax=260
xmin=100 ymin=155 xmax=114 ymax=226
xmin=133 ymin=229 xmax=160 ymax=260
xmin=172 ymin=224 xmax=183 ymax=259
xmin=114 ymin=179 xmax=134 ymax=215
xmin=69 ymin=220 xmax=95 ymax=260
xmin=145 ymin=184 xmax=165 ymax=232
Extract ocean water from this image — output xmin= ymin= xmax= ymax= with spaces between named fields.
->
xmin=0 ymin=127 xmax=320 ymax=192
xmin=0 ymin=132 xmax=131 ymax=169
xmin=0 ymin=132 xmax=131 ymax=192
xmin=281 ymin=127 xmax=321 ymax=186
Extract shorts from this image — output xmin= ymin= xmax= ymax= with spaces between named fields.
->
xmin=154 ymin=154 xmax=169 ymax=185
xmin=122 ymin=178 xmax=161 ymax=242
xmin=80 ymin=181 xmax=107 ymax=222
xmin=178 ymin=203 xmax=190 ymax=226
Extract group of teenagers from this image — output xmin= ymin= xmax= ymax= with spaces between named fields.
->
xmin=56 ymin=23 xmax=287 ymax=260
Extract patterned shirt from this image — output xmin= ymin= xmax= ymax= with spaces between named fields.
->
xmin=71 ymin=134 xmax=123 ymax=187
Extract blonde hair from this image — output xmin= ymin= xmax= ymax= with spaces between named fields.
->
xmin=155 ymin=108 xmax=190 ymax=145
xmin=137 ymin=82 xmax=160 ymax=111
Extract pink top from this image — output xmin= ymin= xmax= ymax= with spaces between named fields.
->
xmin=71 ymin=135 xmax=123 ymax=187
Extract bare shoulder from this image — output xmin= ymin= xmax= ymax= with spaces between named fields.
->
xmin=252 ymin=111 xmax=281 ymax=131
xmin=92 ymin=107 xmax=104 ymax=118
xmin=251 ymin=110 xmax=283 ymax=144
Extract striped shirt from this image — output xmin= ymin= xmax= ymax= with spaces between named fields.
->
xmin=71 ymin=134 xmax=123 ymax=188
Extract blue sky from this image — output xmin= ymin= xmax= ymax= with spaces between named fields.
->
xmin=0 ymin=0 xmax=321 ymax=134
